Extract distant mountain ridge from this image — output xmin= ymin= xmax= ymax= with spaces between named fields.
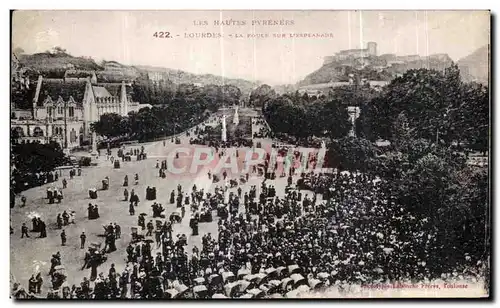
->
xmin=135 ymin=65 xmax=259 ymax=95
xmin=13 ymin=50 xmax=259 ymax=94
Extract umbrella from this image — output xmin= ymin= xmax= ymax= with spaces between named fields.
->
xmin=291 ymin=273 xmax=306 ymax=285
xmin=276 ymin=266 xmax=287 ymax=276
xmin=243 ymin=274 xmax=256 ymax=282
xmin=193 ymin=285 xmax=208 ymax=293
xmin=259 ymin=284 xmax=270 ymax=293
xmin=212 ymin=293 xmax=227 ymax=299
xmin=224 ymin=282 xmax=239 ymax=297
xmin=194 ymin=277 xmax=205 ymax=285
xmin=264 ymin=267 xmax=276 ymax=275
xmin=164 ymin=289 xmax=178 ymax=299
xmin=140 ymin=213 xmax=147 ymax=216
xmin=247 ymin=288 xmax=264 ymax=298
xmin=174 ymin=284 xmax=188 ymax=295
xmin=222 ymin=271 xmax=235 ymax=283
xmin=237 ymin=268 xmax=250 ymax=279
xmin=308 ymin=278 xmax=324 ymax=290
xmin=281 ymin=278 xmax=293 ymax=290
xmin=383 ymin=248 xmax=394 ymax=255
xmin=209 ymin=274 xmax=222 ymax=285
xmin=288 ymin=264 xmax=301 ymax=274
xmin=374 ymin=268 xmax=384 ymax=274
xmin=253 ymin=272 xmax=267 ymax=284
xmin=237 ymin=280 xmax=251 ymax=292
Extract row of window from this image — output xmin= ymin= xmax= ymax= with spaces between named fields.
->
xmin=13 ymin=126 xmax=82 ymax=144
xmin=47 ymin=107 xmax=75 ymax=117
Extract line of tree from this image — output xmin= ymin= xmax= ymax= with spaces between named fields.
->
xmin=92 ymin=82 xmax=238 ymax=141
xmin=262 ymin=91 xmax=352 ymax=143
xmin=356 ymin=64 xmax=489 ymax=152
xmin=131 ymin=75 xmax=242 ymax=108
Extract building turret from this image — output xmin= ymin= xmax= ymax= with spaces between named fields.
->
xmin=367 ymin=42 xmax=377 ymax=56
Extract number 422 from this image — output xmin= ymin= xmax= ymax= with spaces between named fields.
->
xmin=153 ymin=32 xmax=172 ymax=38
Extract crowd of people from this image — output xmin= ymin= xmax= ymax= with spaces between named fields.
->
xmin=10 ymin=112 xmax=486 ymax=300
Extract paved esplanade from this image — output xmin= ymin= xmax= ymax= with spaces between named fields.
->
xmin=10 ymin=108 xmax=306 ymax=294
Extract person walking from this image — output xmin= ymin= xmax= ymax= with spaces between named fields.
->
xmin=21 ymin=223 xmax=30 ymax=238
xmin=61 ymin=230 xmax=67 ymax=246
xmin=114 ymin=223 xmax=121 ymax=239
xmin=80 ymin=232 xmax=86 ymax=249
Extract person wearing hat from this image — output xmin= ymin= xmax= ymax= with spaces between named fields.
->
xmin=21 ymin=222 xmax=30 ymax=238
xmin=61 ymin=230 xmax=67 ymax=246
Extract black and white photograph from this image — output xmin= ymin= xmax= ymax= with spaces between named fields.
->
xmin=9 ymin=10 xmax=490 ymax=299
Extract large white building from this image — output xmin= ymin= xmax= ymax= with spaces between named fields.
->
xmin=11 ymin=75 xmax=141 ymax=149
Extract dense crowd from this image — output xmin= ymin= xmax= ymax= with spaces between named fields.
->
xmin=10 ymin=114 xmax=487 ymax=300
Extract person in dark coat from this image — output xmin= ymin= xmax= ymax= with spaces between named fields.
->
xmin=61 ymin=230 xmax=66 ymax=246
xmin=114 ymin=223 xmax=121 ymax=239
xmin=39 ymin=221 xmax=47 ymax=238
xmin=21 ymin=223 xmax=30 ymax=238
xmin=57 ymin=214 xmax=63 ymax=229
xmin=35 ymin=273 xmax=43 ymax=293
xmin=80 ymin=232 xmax=86 ymax=249
xmin=28 ymin=275 xmax=36 ymax=294
xmin=170 ymin=190 xmax=175 ymax=204
xmin=31 ymin=217 xmax=38 ymax=232
xmin=189 ymin=215 xmax=199 ymax=236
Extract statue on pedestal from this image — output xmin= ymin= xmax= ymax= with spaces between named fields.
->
xmin=233 ymin=106 xmax=239 ymax=125
xmin=221 ymin=115 xmax=227 ymax=142
xmin=91 ymin=132 xmax=98 ymax=156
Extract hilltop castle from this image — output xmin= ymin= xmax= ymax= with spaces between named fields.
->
xmin=323 ymin=42 xmax=378 ymax=65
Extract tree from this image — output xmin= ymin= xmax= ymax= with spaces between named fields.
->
xmin=249 ymin=84 xmax=276 ymax=107
xmin=90 ymin=113 xmax=125 ymax=138
xmin=11 ymin=141 xmax=66 ymax=174
xmin=52 ymin=46 xmax=67 ymax=54
xmin=326 ymin=136 xmax=378 ymax=171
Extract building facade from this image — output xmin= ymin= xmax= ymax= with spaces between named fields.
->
xmin=11 ymin=75 xmax=141 ymax=149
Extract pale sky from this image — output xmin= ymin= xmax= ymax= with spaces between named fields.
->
xmin=12 ymin=10 xmax=490 ymax=85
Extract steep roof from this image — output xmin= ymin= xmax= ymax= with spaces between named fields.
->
xmin=37 ymin=79 xmax=87 ymax=105
xmin=92 ymin=86 xmax=112 ymax=98
xmin=96 ymin=83 xmax=134 ymax=99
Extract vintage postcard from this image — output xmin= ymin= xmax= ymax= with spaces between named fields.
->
xmin=10 ymin=10 xmax=490 ymax=299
